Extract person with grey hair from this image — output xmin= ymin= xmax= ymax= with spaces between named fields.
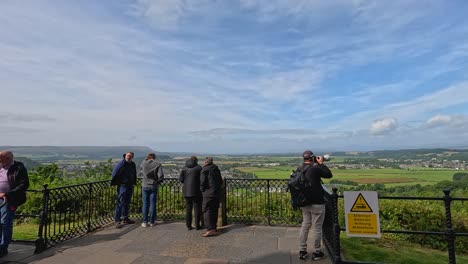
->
xmin=140 ymin=153 xmax=164 ymax=227
xmin=0 ymin=151 xmax=30 ymax=258
xmin=200 ymin=157 xmax=223 ymax=237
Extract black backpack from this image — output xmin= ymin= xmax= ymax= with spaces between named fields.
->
xmin=287 ymin=165 xmax=313 ymax=209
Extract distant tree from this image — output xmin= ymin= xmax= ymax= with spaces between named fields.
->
xmin=83 ymin=159 xmax=114 ymax=181
xmin=453 ymin=172 xmax=468 ymax=181
xmin=29 ymin=163 xmax=64 ymax=188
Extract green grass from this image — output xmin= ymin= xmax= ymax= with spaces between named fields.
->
xmin=235 ymin=166 xmax=456 ymax=186
xmin=332 ymin=168 xmax=455 ymax=186
xmin=341 ymin=236 xmax=468 ymax=264
xmin=236 ymin=166 xmax=293 ymax=179
xmin=13 ymin=223 xmax=39 ymax=241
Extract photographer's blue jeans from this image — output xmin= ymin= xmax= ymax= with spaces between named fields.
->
xmin=141 ymin=186 xmax=158 ymax=224
xmin=114 ymin=185 xmax=133 ymax=223
xmin=0 ymin=199 xmax=15 ymax=252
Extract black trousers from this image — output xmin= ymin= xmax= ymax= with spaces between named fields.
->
xmin=185 ymin=196 xmax=202 ymax=228
xmin=202 ymin=197 xmax=220 ymax=231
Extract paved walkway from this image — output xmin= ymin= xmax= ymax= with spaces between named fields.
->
xmin=4 ymin=222 xmax=332 ymax=264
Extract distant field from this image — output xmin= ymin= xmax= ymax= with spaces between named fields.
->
xmin=332 ymin=168 xmax=455 ymax=186
xmin=235 ymin=166 xmax=457 ymax=186
xmin=236 ymin=166 xmax=293 ymax=179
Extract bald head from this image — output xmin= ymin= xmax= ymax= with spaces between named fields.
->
xmin=0 ymin=150 xmax=14 ymax=166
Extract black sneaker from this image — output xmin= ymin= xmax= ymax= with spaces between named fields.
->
xmin=312 ymin=251 xmax=324 ymax=261
xmin=299 ymin=250 xmax=308 ymax=260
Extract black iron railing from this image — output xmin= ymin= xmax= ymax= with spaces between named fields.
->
xmin=13 ymin=178 xmax=468 ymax=264
xmin=224 ymin=179 xmax=301 ymax=225
xmin=324 ymin=188 xmax=468 ymax=264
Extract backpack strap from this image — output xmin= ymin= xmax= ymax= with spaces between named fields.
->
xmin=299 ymin=164 xmax=311 ymax=173
xmin=298 ymin=164 xmax=312 ymax=186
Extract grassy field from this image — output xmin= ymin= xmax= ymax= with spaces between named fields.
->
xmin=13 ymin=223 xmax=38 ymax=241
xmin=341 ymin=236 xmax=468 ymax=264
xmin=235 ymin=166 xmax=456 ymax=186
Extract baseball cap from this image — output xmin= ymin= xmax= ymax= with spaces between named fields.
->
xmin=303 ymin=150 xmax=314 ymax=159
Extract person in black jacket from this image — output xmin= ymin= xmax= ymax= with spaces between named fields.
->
xmin=0 ymin=151 xmax=30 ymax=258
xmin=111 ymin=152 xmax=137 ymax=228
xmin=297 ymin=150 xmax=333 ymax=261
xmin=200 ymin=157 xmax=223 ymax=237
xmin=179 ymin=156 xmax=203 ymax=230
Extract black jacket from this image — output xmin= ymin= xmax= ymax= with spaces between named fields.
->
xmin=6 ymin=161 xmax=30 ymax=207
xmin=110 ymin=155 xmax=137 ymax=186
xmin=300 ymin=162 xmax=333 ymax=205
xmin=179 ymin=159 xmax=202 ymax=197
xmin=200 ymin=163 xmax=223 ymax=198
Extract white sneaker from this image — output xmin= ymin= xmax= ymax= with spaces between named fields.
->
xmin=149 ymin=223 xmax=155 ymax=227
xmin=141 ymin=223 xmax=148 ymax=227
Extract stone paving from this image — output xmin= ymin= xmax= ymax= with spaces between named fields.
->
xmin=3 ymin=222 xmax=332 ymax=264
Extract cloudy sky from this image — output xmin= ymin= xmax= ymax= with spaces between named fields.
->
xmin=1 ymin=0 xmax=468 ymax=154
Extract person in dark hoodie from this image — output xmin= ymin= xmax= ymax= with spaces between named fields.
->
xmin=179 ymin=156 xmax=203 ymax=230
xmin=140 ymin=153 xmax=164 ymax=227
xmin=111 ymin=152 xmax=137 ymax=228
xmin=200 ymin=157 xmax=223 ymax=237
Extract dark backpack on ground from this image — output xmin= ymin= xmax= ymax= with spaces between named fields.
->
xmin=288 ymin=165 xmax=313 ymax=209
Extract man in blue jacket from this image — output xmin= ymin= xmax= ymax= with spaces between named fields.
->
xmin=111 ymin=152 xmax=137 ymax=228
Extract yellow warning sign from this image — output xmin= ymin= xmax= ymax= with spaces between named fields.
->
xmin=347 ymin=213 xmax=378 ymax=235
xmin=350 ymin=193 xmax=373 ymax=212
xmin=344 ymin=191 xmax=381 ymax=238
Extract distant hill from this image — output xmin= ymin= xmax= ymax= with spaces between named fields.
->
xmin=0 ymin=146 xmax=156 ymax=162
xmin=15 ymin=157 xmax=41 ymax=169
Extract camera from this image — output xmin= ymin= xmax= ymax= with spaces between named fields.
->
xmin=313 ymin=154 xmax=331 ymax=162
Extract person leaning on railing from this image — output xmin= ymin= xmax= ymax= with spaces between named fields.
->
xmin=111 ymin=152 xmax=137 ymax=228
xmin=179 ymin=156 xmax=203 ymax=230
xmin=0 ymin=150 xmax=30 ymax=258
xmin=139 ymin=153 xmax=164 ymax=228
xmin=200 ymin=157 xmax=223 ymax=237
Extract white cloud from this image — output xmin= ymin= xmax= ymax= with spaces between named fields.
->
xmin=427 ymin=114 xmax=452 ymax=127
xmin=370 ymin=117 xmax=398 ymax=135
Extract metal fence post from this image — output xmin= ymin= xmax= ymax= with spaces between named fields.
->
xmin=34 ymin=184 xmax=49 ymax=254
xmin=87 ymin=183 xmax=93 ymax=233
xmin=267 ymin=180 xmax=271 ymax=225
xmin=221 ymin=179 xmax=228 ymax=226
xmin=443 ymin=189 xmax=456 ymax=264
xmin=332 ymin=187 xmax=342 ymax=264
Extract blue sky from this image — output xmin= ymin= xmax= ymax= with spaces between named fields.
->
xmin=1 ymin=0 xmax=468 ymax=154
